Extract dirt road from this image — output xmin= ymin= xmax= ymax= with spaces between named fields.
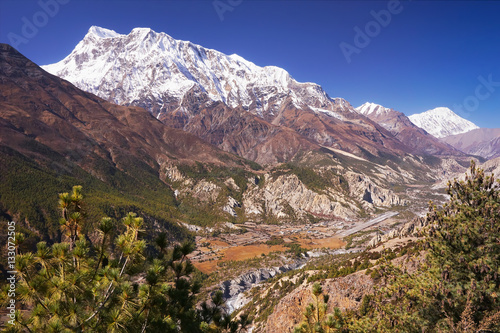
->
xmin=337 ymin=211 xmax=399 ymax=238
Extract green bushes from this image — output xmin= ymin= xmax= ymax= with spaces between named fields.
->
xmin=272 ymin=163 xmax=343 ymax=194
xmin=351 ymin=162 xmax=500 ymax=332
xmin=0 ymin=146 xmax=189 ymax=246
xmin=265 ymin=237 xmax=285 ymax=246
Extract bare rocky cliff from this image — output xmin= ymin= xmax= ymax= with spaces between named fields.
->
xmin=167 ymin=159 xmax=407 ymax=222
xmin=367 ymin=216 xmax=428 ymax=247
xmin=221 ymin=260 xmax=307 ymax=313
xmin=242 ymin=174 xmax=357 ymax=220
xmin=261 ymin=271 xmax=374 ymax=333
xmin=344 ymin=171 xmax=406 ymax=208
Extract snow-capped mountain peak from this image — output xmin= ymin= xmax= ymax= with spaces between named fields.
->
xmin=130 ymin=27 xmax=154 ymax=34
xmin=408 ymin=107 xmax=480 ymax=138
xmin=87 ymin=26 xmax=122 ymax=39
xmin=355 ymin=102 xmax=392 ymax=116
xmin=42 ymin=26 xmax=343 ymax=119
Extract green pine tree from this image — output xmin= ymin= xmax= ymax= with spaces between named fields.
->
xmin=294 ymin=282 xmax=346 ymax=333
xmin=351 ymin=162 xmax=500 ymax=332
xmin=0 ymin=186 xmax=207 ymax=333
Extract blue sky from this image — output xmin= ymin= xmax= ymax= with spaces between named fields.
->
xmin=1 ymin=0 xmax=500 ymax=128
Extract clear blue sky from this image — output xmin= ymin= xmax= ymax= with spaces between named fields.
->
xmin=1 ymin=0 xmax=500 ymax=128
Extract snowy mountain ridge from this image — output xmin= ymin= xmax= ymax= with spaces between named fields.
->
xmin=355 ymin=102 xmax=393 ymax=116
xmin=352 ymin=102 xmax=463 ymax=155
xmin=408 ymin=107 xmax=479 ymax=138
xmin=42 ymin=26 xmax=350 ymax=120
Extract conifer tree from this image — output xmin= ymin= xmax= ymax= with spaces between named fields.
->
xmin=294 ymin=282 xmax=346 ymax=333
xmin=1 ymin=186 xmax=207 ymax=333
xmin=199 ymin=290 xmax=252 ymax=333
xmin=350 ymin=162 xmax=500 ymax=332
xmin=426 ymin=160 xmax=500 ymax=331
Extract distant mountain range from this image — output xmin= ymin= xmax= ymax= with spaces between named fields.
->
xmin=357 ymin=103 xmax=482 ymax=140
xmin=355 ymin=103 xmax=459 ymax=156
xmin=3 ymin=25 xmax=497 ymax=246
xmin=42 ymin=26 xmax=347 ymax=120
xmin=403 ymin=107 xmax=500 ymax=160
xmin=2 ymin=42 xmax=443 ymax=238
xmin=357 ymin=103 xmax=500 ymax=160
xmin=441 ymin=128 xmax=500 ymax=160
xmin=43 ymin=26 xmax=463 ymax=163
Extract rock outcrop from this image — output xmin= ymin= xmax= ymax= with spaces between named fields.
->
xmin=367 ymin=216 xmax=428 ymax=247
xmin=221 ymin=260 xmax=306 ymax=312
xmin=481 ymin=156 xmax=500 ymax=176
xmin=191 ymin=180 xmax=221 ymax=202
xmin=242 ymin=174 xmax=358 ymax=219
xmin=163 ymin=164 xmax=185 ymax=182
xmin=223 ymin=196 xmax=241 ymax=217
xmin=171 ymin=164 xmax=408 ymax=222
xmin=345 ymin=171 xmax=406 ymax=208
xmin=262 ymin=271 xmax=374 ymax=333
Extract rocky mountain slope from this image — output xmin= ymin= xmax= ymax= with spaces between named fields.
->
xmin=355 ymin=102 xmax=460 ymax=155
xmin=262 ymin=271 xmax=374 ymax=333
xmin=441 ymin=128 xmax=500 ymax=159
xmin=1 ymin=44 xmax=430 ymax=239
xmin=167 ymin=148 xmax=410 ymax=223
xmin=0 ymin=43 xmax=245 ymax=169
xmin=408 ymin=107 xmax=479 ymax=138
xmin=221 ymin=259 xmax=307 ymax=312
xmin=367 ymin=216 xmax=428 ymax=247
xmin=42 ymin=26 xmax=444 ymax=163
xmin=479 ymin=156 xmax=500 ymax=175
xmin=0 ymin=43 xmax=255 ymax=237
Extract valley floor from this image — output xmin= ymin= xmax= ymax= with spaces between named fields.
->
xmin=190 ymin=211 xmax=401 ymax=274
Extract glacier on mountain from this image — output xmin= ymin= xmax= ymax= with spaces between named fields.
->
xmin=355 ymin=102 xmax=393 ymax=116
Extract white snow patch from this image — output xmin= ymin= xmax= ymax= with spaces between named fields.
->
xmin=408 ymin=107 xmax=479 ymax=138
